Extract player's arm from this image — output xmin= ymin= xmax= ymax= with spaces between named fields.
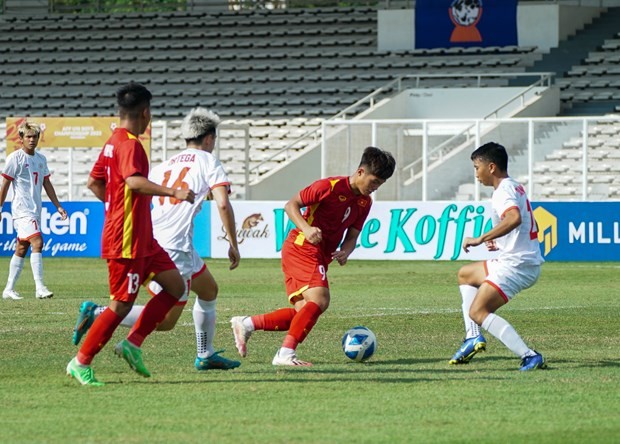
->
xmin=87 ymin=175 xmax=106 ymax=202
xmin=463 ymin=207 xmax=521 ymax=253
xmin=332 ymin=227 xmax=361 ymax=266
xmin=43 ymin=176 xmax=67 ymax=220
xmin=284 ymin=193 xmax=322 ymax=245
xmin=0 ymin=177 xmax=12 ymax=222
xmin=125 ymin=174 xmax=195 ymax=203
xmin=211 ymin=185 xmax=240 ymax=270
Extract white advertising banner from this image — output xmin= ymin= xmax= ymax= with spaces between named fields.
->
xmin=210 ymin=201 xmax=500 ymax=261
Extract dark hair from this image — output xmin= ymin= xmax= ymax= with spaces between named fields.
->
xmin=471 ymin=142 xmax=508 ymax=172
xmin=116 ymin=82 xmax=152 ymax=119
xmin=359 ymin=146 xmax=396 ymax=180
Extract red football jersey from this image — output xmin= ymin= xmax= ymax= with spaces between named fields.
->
xmin=286 ymin=176 xmax=372 ymax=260
xmin=91 ymin=128 xmax=158 ymax=259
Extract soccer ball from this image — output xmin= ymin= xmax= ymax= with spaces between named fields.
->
xmin=341 ymin=326 xmax=376 ymax=362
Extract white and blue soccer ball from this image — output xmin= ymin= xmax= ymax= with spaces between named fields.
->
xmin=341 ymin=326 xmax=376 ymax=362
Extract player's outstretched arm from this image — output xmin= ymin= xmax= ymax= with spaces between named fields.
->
xmin=211 ymin=186 xmax=240 ymax=270
xmin=43 ymin=176 xmax=67 ymax=220
xmin=462 ymin=208 xmax=521 ymax=253
xmin=125 ymin=174 xmax=195 ymax=203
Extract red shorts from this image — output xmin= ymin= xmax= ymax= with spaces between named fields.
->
xmin=281 ymin=240 xmax=329 ymax=304
xmin=107 ymin=244 xmax=177 ymax=303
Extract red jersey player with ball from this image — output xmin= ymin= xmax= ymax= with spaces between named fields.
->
xmin=231 ymin=147 xmax=395 ymax=366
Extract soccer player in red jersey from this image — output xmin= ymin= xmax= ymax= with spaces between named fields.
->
xmin=66 ymin=82 xmax=195 ymax=386
xmin=231 ymin=147 xmax=395 ymax=366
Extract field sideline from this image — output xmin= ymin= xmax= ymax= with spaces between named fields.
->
xmin=0 ymin=258 xmax=619 ymax=443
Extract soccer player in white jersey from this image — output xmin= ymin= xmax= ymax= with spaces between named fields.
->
xmin=0 ymin=122 xmax=67 ymax=300
xmin=449 ymin=142 xmax=547 ymax=371
xmin=72 ymin=107 xmax=241 ymax=370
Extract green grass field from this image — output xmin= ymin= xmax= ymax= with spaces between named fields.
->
xmin=0 ymin=258 xmax=619 ymax=443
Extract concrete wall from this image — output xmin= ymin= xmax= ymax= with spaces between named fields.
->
xmin=357 ymin=87 xmax=555 ymax=120
xmin=247 ymin=144 xmax=321 ymax=200
xmin=378 ymin=3 xmax=604 ymax=52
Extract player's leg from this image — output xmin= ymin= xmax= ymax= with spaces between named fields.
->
xmin=72 ymin=251 xmax=189 ymax=346
xmin=28 ymin=233 xmax=53 ymax=299
xmin=470 ymin=265 xmax=546 ymax=371
xmin=124 ymin=250 xmax=184 ymax=349
xmin=67 ymin=260 xmax=136 ymax=385
xmin=231 ymin=306 xmax=297 ymax=357
xmin=191 ymin=263 xmax=239 ymax=370
xmin=449 ymin=261 xmax=487 ymax=364
xmin=272 ymin=286 xmax=328 ymax=367
xmin=3 ymin=239 xmax=27 ymax=300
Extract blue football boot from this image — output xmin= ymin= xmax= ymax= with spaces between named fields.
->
xmin=72 ymin=301 xmax=98 ymax=345
xmin=449 ymin=335 xmax=486 ymax=365
xmin=519 ymin=352 xmax=547 ymax=371
xmin=195 ymin=350 xmax=241 ymax=371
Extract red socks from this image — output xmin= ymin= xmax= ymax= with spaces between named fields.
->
xmin=251 ymin=308 xmax=296 ymax=331
xmin=77 ymin=308 xmax=123 ymax=365
xmin=282 ymin=301 xmax=322 ymax=350
xmin=127 ymin=290 xmax=178 ymax=347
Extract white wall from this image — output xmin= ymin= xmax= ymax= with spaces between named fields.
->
xmin=358 ymin=87 xmax=554 ymax=119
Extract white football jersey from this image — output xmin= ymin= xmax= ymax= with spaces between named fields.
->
xmin=1 ymin=149 xmax=50 ymax=219
xmin=149 ymin=148 xmax=230 ymax=251
xmin=491 ymin=177 xmax=544 ymax=267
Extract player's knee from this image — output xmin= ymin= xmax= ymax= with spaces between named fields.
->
xmin=168 ymin=279 xmax=187 ymax=299
xmin=457 ymin=267 xmax=469 ymax=285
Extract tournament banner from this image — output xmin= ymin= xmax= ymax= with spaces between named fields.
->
xmin=5 ymin=117 xmax=151 ymax=157
xmin=0 ymin=202 xmax=104 ymax=257
xmin=415 ymin=0 xmax=518 ymax=49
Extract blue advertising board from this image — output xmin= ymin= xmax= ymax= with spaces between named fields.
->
xmin=415 ymin=0 xmax=518 ymax=49
xmin=532 ymin=202 xmax=620 ymax=261
xmin=0 ymin=202 xmax=104 ymax=257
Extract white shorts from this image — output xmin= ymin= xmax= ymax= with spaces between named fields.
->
xmin=14 ymin=217 xmax=41 ymax=241
xmin=148 ymin=249 xmax=206 ymax=303
xmin=484 ymin=259 xmax=541 ymax=302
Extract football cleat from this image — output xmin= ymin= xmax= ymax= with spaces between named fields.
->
xmin=195 ymin=350 xmax=241 ymax=371
xmin=2 ymin=289 xmax=23 ymax=300
xmin=114 ymin=339 xmax=151 ymax=377
xmin=230 ymin=316 xmax=252 ymax=357
xmin=519 ymin=352 xmax=547 ymax=371
xmin=72 ymin=301 xmax=98 ymax=345
xmin=449 ymin=334 xmax=487 ymax=365
xmin=272 ymin=350 xmax=312 ymax=367
xmin=35 ymin=286 xmax=54 ymax=299
xmin=66 ymin=358 xmax=104 ymax=386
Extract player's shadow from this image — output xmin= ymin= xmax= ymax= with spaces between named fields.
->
xmin=544 ymin=358 xmax=620 ymax=369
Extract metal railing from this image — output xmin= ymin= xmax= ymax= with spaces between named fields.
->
xmin=248 ymin=72 xmax=554 ymax=186
xmin=401 ymin=72 xmax=554 ymax=185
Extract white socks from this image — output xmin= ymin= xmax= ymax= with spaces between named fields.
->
xmin=5 ymin=254 xmax=24 ymax=291
xmin=460 ymin=285 xmax=481 ymax=339
xmin=30 ymin=252 xmax=45 ymax=290
xmin=193 ymin=298 xmax=217 ymax=358
xmin=242 ymin=316 xmax=255 ymax=331
xmin=120 ymin=305 xmax=144 ymax=328
xmin=482 ymin=313 xmax=534 ymax=359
